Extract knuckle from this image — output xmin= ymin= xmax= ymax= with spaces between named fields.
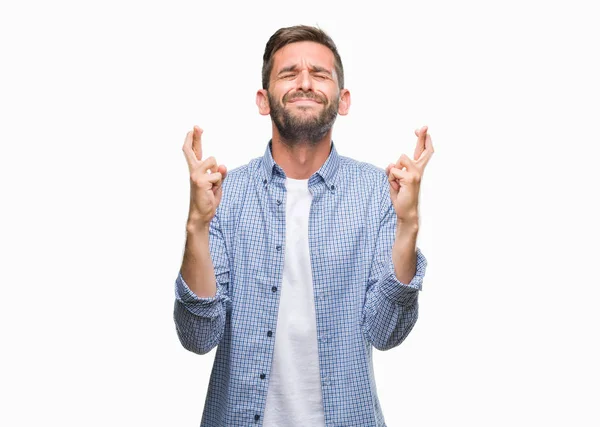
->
xmin=190 ymin=171 xmax=204 ymax=183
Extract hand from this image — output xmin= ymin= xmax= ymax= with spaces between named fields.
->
xmin=385 ymin=126 xmax=434 ymax=224
xmin=182 ymin=126 xmax=228 ymax=228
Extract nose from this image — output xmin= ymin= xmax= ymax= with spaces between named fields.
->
xmin=297 ymin=69 xmax=313 ymax=92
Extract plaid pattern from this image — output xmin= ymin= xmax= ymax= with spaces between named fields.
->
xmin=174 ymin=141 xmax=427 ymax=427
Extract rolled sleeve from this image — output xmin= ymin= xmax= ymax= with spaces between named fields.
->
xmin=175 ymin=272 xmax=230 ymax=319
xmin=378 ymin=248 xmax=427 ymax=306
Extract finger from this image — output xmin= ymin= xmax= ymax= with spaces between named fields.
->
xmin=396 ymin=153 xmax=418 ymax=173
xmin=385 ymin=163 xmax=395 ymax=177
xmin=198 ymin=156 xmax=218 ymax=174
xmin=218 ymin=164 xmax=228 ymax=182
xmin=389 ymin=166 xmax=414 ymax=191
xmin=416 ymin=133 xmax=434 ymax=168
xmin=182 ymin=130 xmax=198 ymax=170
xmin=192 ymin=126 xmax=203 ymax=161
xmin=387 ymin=169 xmax=400 ymax=191
xmin=389 ymin=167 xmax=411 ymax=182
xmin=413 ymin=125 xmax=428 ymax=160
xmin=414 ymin=125 xmax=427 ymax=137
xmin=206 ymin=172 xmax=223 ymax=185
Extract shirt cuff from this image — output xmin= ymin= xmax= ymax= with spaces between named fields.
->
xmin=379 ymin=248 xmax=427 ymax=305
xmin=175 ymin=272 xmax=228 ymax=319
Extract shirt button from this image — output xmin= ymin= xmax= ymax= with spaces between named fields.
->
xmin=276 ymin=245 xmax=282 ymax=251
xmin=263 ymin=179 xmax=267 ymax=184
xmin=330 ymin=184 xmax=335 ymax=190
xmin=255 ymin=414 xmax=260 ymax=421
xmin=260 ymin=373 xmax=266 ymax=379
xmin=267 ymin=330 xmax=273 ymax=337
xmin=271 ymin=286 xmax=277 ymax=292
xmin=276 ymin=199 xmax=282 ymax=205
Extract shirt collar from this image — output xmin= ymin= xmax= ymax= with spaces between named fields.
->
xmin=261 ymin=140 xmax=341 ymax=190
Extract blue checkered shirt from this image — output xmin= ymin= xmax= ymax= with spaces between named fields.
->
xmin=174 ymin=141 xmax=427 ymax=427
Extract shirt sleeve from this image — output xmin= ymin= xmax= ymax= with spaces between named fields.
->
xmin=361 ymin=178 xmax=428 ymax=351
xmin=173 ymin=209 xmax=231 ymax=355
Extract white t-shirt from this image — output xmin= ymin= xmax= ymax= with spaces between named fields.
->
xmin=262 ymin=177 xmax=326 ymax=426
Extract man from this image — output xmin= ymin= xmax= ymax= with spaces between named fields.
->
xmin=174 ymin=25 xmax=433 ymax=427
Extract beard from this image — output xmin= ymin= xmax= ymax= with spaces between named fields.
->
xmin=268 ymin=90 xmax=339 ymax=146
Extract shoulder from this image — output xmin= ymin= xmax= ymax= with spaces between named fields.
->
xmin=337 ymin=155 xmax=392 ymax=218
xmin=338 ymin=155 xmax=388 ymax=187
xmin=219 ymin=156 xmax=262 ymax=204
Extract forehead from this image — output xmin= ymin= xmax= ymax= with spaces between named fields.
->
xmin=272 ymin=41 xmax=336 ymax=73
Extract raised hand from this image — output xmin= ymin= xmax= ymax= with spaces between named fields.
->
xmin=182 ymin=126 xmax=228 ymax=228
xmin=385 ymin=126 xmax=434 ymax=223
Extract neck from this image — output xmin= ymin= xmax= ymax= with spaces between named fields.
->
xmin=271 ymin=127 xmax=332 ymax=179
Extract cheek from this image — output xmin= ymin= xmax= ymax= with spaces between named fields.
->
xmin=281 ymin=87 xmax=299 ymax=104
xmin=317 ymin=82 xmax=338 ymax=100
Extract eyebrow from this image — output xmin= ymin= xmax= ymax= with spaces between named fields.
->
xmin=277 ymin=64 xmax=333 ymax=76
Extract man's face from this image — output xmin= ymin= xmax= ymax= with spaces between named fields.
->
xmin=266 ymin=41 xmax=343 ymax=144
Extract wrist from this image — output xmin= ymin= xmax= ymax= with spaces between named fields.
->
xmin=186 ymin=217 xmax=211 ymax=235
xmin=396 ymin=217 xmax=419 ymax=237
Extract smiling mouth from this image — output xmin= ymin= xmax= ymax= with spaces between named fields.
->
xmin=287 ymin=98 xmax=322 ymax=105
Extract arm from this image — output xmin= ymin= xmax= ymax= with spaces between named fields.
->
xmin=361 ymin=199 xmax=427 ymax=351
xmin=362 ymin=126 xmax=433 ymax=350
xmin=174 ymin=126 xmax=230 ymax=355
xmin=174 ymin=210 xmax=231 ymax=355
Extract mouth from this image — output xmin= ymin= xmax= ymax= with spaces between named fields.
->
xmin=283 ymin=92 xmax=325 ymax=105
xmin=287 ymin=98 xmax=321 ymax=106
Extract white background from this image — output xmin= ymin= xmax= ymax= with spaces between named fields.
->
xmin=1 ymin=0 xmax=599 ymax=426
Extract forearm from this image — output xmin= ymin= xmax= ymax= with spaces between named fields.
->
xmin=175 ymin=219 xmax=229 ymax=354
xmin=181 ymin=221 xmax=217 ymax=298
xmin=392 ymin=220 xmax=419 ymax=284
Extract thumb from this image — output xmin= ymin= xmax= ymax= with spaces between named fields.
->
xmin=218 ymin=164 xmax=228 ymax=181
xmin=388 ymin=169 xmax=400 ymax=196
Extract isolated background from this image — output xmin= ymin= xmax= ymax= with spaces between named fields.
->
xmin=1 ymin=0 xmax=599 ymax=426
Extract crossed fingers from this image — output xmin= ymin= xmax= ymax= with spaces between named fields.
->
xmin=182 ymin=126 xmax=227 ymax=180
xmin=386 ymin=126 xmax=434 ymax=190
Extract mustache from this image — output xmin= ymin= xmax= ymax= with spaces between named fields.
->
xmin=283 ymin=91 xmax=326 ymax=104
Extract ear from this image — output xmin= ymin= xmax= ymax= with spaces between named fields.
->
xmin=256 ymin=89 xmax=270 ymax=115
xmin=337 ymin=88 xmax=351 ymax=116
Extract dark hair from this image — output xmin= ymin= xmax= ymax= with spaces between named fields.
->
xmin=261 ymin=25 xmax=344 ymax=90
